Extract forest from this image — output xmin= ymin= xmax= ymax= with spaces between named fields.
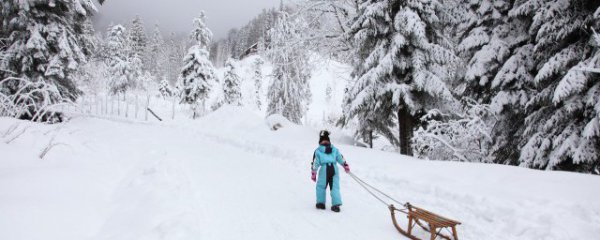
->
xmin=1 ymin=0 xmax=599 ymax=174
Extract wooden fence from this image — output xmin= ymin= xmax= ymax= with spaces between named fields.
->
xmin=66 ymin=93 xmax=182 ymax=121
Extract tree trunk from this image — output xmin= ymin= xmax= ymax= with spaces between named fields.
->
xmin=398 ymin=107 xmax=414 ymax=156
xmin=368 ymin=130 xmax=373 ymax=149
xmin=192 ymin=105 xmax=197 ymax=119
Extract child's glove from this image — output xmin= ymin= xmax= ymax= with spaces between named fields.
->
xmin=343 ymin=162 xmax=350 ymax=173
xmin=311 ymin=171 xmax=317 ymax=182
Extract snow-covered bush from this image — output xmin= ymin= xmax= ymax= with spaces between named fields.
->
xmin=0 ymin=78 xmax=67 ymax=123
xmin=412 ymin=99 xmax=494 ymax=162
xmin=266 ymin=114 xmax=293 ymax=131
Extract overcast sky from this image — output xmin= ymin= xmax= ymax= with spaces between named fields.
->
xmin=93 ymin=0 xmax=281 ymax=39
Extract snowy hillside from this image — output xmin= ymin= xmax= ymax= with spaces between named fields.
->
xmin=212 ymin=54 xmax=350 ymax=129
xmin=1 ymin=107 xmax=599 ymax=240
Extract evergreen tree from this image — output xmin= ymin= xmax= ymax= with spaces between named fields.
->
xmin=105 ymin=25 xmax=138 ymax=95
xmin=210 ymin=7 xmax=281 ymax=66
xmin=179 ymin=12 xmax=216 ymax=118
xmin=448 ymin=0 xmax=531 ymax=164
xmin=222 ymin=58 xmax=242 ymax=106
xmin=455 ymin=0 xmax=515 ymax=102
xmin=166 ymin=33 xmax=186 ymax=85
xmin=342 ymin=0 xmax=458 ymax=155
xmin=158 ymin=77 xmax=172 ymax=98
xmin=128 ymin=15 xmax=148 ymax=63
xmin=323 ymin=81 xmax=339 ymax=126
xmin=511 ymin=0 xmax=600 ymax=172
xmin=80 ymin=18 xmax=98 ymax=59
xmin=252 ymin=57 xmax=265 ymax=110
xmin=266 ymin=11 xmax=312 ymax=124
xmin=148 ymin=24 xmax=166 ymax=79
xmin=0 ymin=0 xmax=98 ymax=120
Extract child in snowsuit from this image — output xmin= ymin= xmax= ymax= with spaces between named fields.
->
xmin=311 ymin=130 xmax=350 ymax=212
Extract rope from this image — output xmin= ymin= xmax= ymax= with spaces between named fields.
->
xmin=348 ymin=172 xmax=390 ymax=207
xmin=347 ymin=172 xmax=405 ymax=207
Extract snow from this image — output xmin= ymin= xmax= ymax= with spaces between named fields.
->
xmin=1 ymin=106 xmax=600 ymax=240
xmin=304 ymin=54 xmax=350 ymax=127
xmin=214 ymin=54 xmax=349 ymax=129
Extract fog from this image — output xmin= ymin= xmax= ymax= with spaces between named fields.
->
xmin=92 ymin=0 xmax=281 ymax=39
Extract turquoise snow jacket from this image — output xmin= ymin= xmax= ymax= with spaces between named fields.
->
xmin=312 ymin=144 xmax=345 ymax=172
xmin=312 ymin=144 xmax=345 ymax=206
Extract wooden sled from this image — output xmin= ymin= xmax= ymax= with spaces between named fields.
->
xmin=389 ymin=203 xmax=461 ymax=240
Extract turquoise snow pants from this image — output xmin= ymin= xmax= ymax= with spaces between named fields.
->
xmin=316 ymin=163 xmax=342 ymax=206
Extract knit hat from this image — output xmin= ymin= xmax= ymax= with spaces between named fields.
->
xmin=319 ymin=130 xmax=330 ymax=144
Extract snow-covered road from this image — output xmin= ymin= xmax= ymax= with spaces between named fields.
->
xmin=1 ymin=107 xmax=600 ymax=240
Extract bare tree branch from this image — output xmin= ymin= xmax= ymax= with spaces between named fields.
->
xmin=5 ymin=126 xmax=29 ymax=144
xmin=39 ymin=135 xmax=67 ymax=159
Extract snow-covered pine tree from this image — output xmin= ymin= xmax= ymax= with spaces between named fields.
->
xmin=128 ymin=15 xmax=148 ymax=65
xmin=323 ymin=81 xmax=340 ymax=126
xmin=455 ymin=0 xmax=516 ymax=102
xmin=166 ymin=33 xmax=186 ymax=85
xmin=80 ymin=18 xmax=98 ymax=59
xmin=266 ymin=11 xmax=312 ymax=124
xmin=138 ymin=70 xmax=155 ymax=91
xmin=235 ymin=28 xmax=249 ymax=58
xmin=448 ymin=0 xmax=533 ymax=164
xmin=72 ymin=18 xmax=104 ymax=96
xmin=252 ymin=57 xmax=264 ymax=110
xmin=179 ymin=12 xmax=216 ymax=118
xmin=342 ymin=0 xmax=458 ymax=155
xmin=222 ymin=58 xmax=242 ymax=106
xmin=105 ymin=25 xmax=138 ymax=95
xmin=159 ymin=77 xmax=172 ymax=98
xmin=148 ymin=24 xmax=167 ymax=80
xmin=209 ymin=7 xmax=283 ymax=67
xmin=0 ymin=0 xmax=97 ymax=120
xmin=512 ymin=0 xmax=600 ymax=173
xmin=191 ymin=12 xmax=212 ymax=52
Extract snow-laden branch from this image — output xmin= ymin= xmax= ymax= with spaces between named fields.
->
xmin=412 ymin=102 xmax=494 ymax=163
xmin=574 ymin=67 xmax=600 ymax=73
xmin=0 ymin=77 xmax=71 ymax=122
xmin=419 ymin=133 xmax=470 ymax=162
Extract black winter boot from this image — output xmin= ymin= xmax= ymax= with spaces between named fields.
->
xmin=316 ymin=203 xmax=326 ymax=210
xmin=331 ymin=205 xmax=341 ymax=212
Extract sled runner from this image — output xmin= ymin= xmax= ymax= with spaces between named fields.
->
xmin=348 ymin=172 xmax=461 ymax=240
xmin=389 ymin=203 xmax=461 ymax=240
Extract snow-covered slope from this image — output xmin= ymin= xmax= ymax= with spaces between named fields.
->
xmin=1 ymin=107 xmax=599 ymax=240
xmin=213 ymin=54 xmax=350 ymax=129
